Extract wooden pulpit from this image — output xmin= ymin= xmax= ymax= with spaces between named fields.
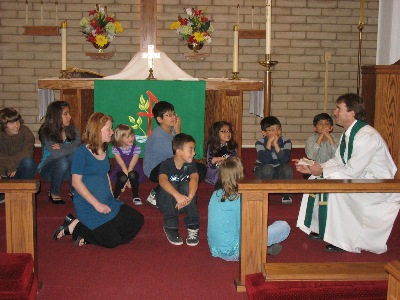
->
xmin=362 ymin=62 xmax=400 ymax=179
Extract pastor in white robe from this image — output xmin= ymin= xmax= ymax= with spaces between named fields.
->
xmin=297 ymin=121 xmax=400 ymax=254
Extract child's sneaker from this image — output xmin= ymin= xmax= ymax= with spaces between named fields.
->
xmin=163 ymin=227 xmax=183 ymax=245
xmin=267 ymin=243 xmax=283 ymax=255
xmin=146 ymin=189 xmax=157 ymax=207
xmin=186 ymin=227 xmax=199 ymax=246
xmin=281 ymin=195 xmax=292 ymax=205
xmin=133 ymin=197 xmax=142 ymax=205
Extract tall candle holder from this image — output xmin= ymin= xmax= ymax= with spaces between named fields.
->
xmin=258 ymin=54 xmax=278 ymax=117
xmin=356 ymin=22 xmax=364 ymax=96
xmin=230 ymin=72 xmax=240 ymax=80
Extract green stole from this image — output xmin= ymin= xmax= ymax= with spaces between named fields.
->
xmin=304 ymin=120 xmax=367 ymax=238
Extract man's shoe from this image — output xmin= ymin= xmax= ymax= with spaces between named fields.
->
xmin=163 ymin=227 xmax=183 ymax=245
xmin=186 ymin=227 xmax=199 ymax=246
xmin=146 ymin=189 xmax=157 ymax=207
xmin=267 ymin=243 xmax=283 ymax=255
xmin=309 ymin=232 xmax=322 ymax=241
xmin=281 ymin=195 xmax=292 ymax=205
xmin=326 ymin=244 xmax=345 ymax=252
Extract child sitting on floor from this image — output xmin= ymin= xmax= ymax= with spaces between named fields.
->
xmin=109 ymin=124 xmax=145 ymax=205
xmin=208 ymin=157 xmax=291 ymax=260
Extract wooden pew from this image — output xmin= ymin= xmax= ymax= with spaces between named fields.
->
xmin=235 ymin=179 xmax=400 ymax=292
xmin=0 ymin=180 xmax=40 ymax=274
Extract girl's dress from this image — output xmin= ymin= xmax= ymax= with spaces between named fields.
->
xmin=205 ymin=144 xmax=237 ymax=185
xmin=109 ymin=144 xmax=145 ymax=185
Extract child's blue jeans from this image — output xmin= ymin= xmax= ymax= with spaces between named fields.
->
xmin=157 ymin=181 xmax=200 ymax=229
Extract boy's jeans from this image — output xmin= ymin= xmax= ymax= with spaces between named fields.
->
xmin=157 ymin=181 xmax=200 ymax=229
xmin=254 ymin=164 xmax=293 ymax=197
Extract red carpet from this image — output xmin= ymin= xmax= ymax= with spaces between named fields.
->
xmin=0 ymin=148 xmax=399 ymax=299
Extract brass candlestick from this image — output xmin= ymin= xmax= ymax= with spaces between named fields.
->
xmin=229 ymin=72 xmax=240 ymax=80
xmin=258 ymin=54 xmax=278 ymax=117
xmin=59 ymin=70 xmax=69 ymax=79
xmin=146 ymin=68 xmax=156 ymax=80
xmin=356 ymin=22 xmax=364 ymax=96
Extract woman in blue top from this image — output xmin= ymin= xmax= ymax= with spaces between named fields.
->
xmin=207 ymin=157 xmax=291 ymax=260
xmin=53 ymin=112 xmax=144 ymax=247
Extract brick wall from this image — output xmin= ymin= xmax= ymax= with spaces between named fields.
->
xmin=0 ymin=0 xmax=378 ymax=147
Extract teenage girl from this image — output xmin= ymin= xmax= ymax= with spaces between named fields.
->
xmin=204 ymin=121 xmax=238 ymax=185
xmin=38 ymin=101 xmax=80 ymax=204
xmin=207 ymin=157 xmax=291 ymax=260
xmin=109 ymin=124 xmax=145 ymax=205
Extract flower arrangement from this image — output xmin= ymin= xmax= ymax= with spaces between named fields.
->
xmin=80 ymin=4 xmax=123 ymax=48
xmin=169 ymin=8 xmax=214 ymax=45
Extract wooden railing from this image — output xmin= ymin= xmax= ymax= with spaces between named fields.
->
xmin=0 ymin=180 xmax=40 ymax=273
xmin=235 ymin=179 xmax=400 ymax=292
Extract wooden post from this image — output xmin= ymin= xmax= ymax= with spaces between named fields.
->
xmin=1 ymin=180 xmax=40 ymax=274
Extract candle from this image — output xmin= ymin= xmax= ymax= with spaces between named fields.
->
xmin=41 ymin=1 xmax=43 ymax=25
xmin=252 ymin=5 xmax=254 ymax=30
xmin=237 ymin=4 xmax=240 ymax=27
xmin=359 ymin=0 xmax=364 ymax=25
xmin=233 ymin=25 xmax=239 ymax=73
xmin=266 ymin=0 xmax=272 ymax=55
xmin=25 ymin=1 xmax=28 ymax=25
xmin=61 ymin=21 xmax=67 ymax=71
xmin=55 ymin=1 xmax=58 ymax=25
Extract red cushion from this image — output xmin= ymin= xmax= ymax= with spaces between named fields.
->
xmin=246 ymin=272 xmax=388 ymax=300
xmin=0 ymin=253 xmax=34 ymax=292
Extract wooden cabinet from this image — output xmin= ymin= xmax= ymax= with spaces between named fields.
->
xmin=362 ymin=63 xmax=400 ymax=179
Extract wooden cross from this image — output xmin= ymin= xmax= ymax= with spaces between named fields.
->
xmin=140 ymin=0 xmax=156 ymax=51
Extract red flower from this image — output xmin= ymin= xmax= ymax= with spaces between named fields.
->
xmin=201 ymin=16 xmax=208 ymax=23
xmin=87 ymin=35 xmax=96 ymax=43
xmin=88 ymin=9 xmax=97 ymax=16
xmin=193 ymin=9 xmax=202 ymax=16
xmin=105 ymin=16 xmax=115 ymax=23
xmin=90 ymin=19 xmax=98 ymax=27
xmin=179 ymin=17 xmax=188 ymax=25
xmin=187 ymin=35 xmax=195 ymax=44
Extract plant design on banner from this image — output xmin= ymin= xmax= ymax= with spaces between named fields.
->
xmin=169 ymin=8 xmax=214 ymax=47
xmin=80 ymin=4 xmax=123 ymax=50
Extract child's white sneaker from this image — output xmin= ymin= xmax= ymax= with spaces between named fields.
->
xmin=146 ymin=189 xmax=157 ymax=207
xmin=133 ymin=197 xmax=142 ymax=205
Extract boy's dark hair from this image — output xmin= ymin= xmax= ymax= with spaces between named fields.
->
xmin=336 ymin=93 xmax=366 ymax=121
xmin=0 ymin=108 xmax=24 ymax=131
xmin=260 ymin=116 xmax=281 ymax=131
xmin=313 ymin=113 xmax=333 ymax=126
xmin=153 ymin=101 xmax=175 ymax=125
xmin=172 ymin=133 xmax=195 ymax=154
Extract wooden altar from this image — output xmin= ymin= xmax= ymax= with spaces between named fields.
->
xmin=362 ymin=63 xmax=400 ymax=179
xmin=38 ymin=78 xmax=263 ymax=158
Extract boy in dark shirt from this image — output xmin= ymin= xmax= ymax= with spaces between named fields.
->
xmin=254 ymin=116 xmax=293 ymax=204
xmin=158 ymin=133 xmax=200 ymax=246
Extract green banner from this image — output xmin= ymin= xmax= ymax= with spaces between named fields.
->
xmin=94 ymin=80 xmax=206 ymax=158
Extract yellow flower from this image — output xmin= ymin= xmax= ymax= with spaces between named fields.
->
xmin=114 ymin=21 xmax=124 ymax=33
xmin=170 ymin=21 xmax=181 ymax=30
xmin=193 ymin=32 xmax=205 ymax=43
xmin=95 ymin=34 xmax=109 ymax=47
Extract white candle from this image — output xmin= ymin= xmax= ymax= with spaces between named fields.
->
xmin=233 ymin=25 xmax=239 ymax=73
xmin=359 ymin=0 xmax=364 ymax=25
xmin=266 ymin=0 xmax=272 ymax=55
xmin=61 ymin=21 xmax=67 ymax=70
xmin=252 ymin=5 xmax=254 ymax=30
xmin=25 ymin=1 xmax=28 ymax=25
xmin=41 ymin=1 xmax=43 ymax=25
xmin=237 ymin=4 xmax=240 ymax=27
xmin=55 ymin=1 xmax=58 ymax=25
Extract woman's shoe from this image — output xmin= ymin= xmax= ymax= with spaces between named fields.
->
xmin=74 ymin=235 xmax=86 ymax=246
xmin=48 ymin=192 xmax=65 ymax=205
xmin=53 ymin=213 xmax=75 ymax=240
